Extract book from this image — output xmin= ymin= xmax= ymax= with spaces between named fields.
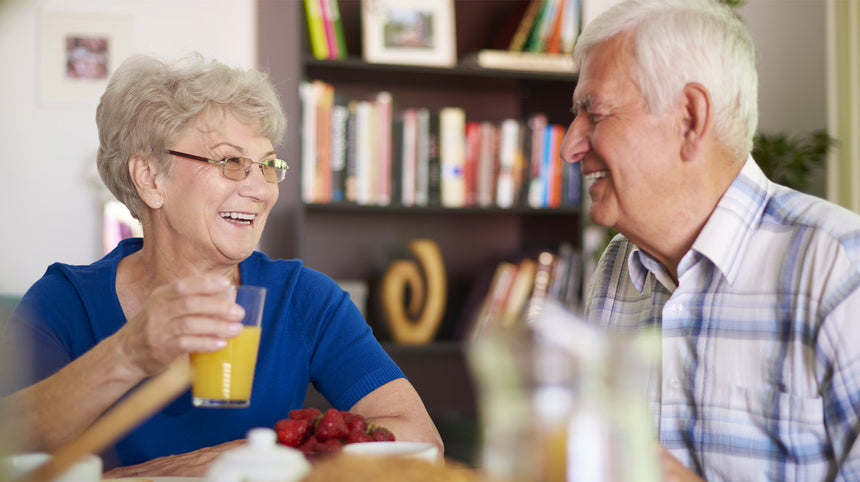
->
xmin=509 ymin=0 xmax=545 ymax=52
xmin=328 ymin=0 xmax=348 ymax=58
xmin=426 ymin=110 xmax=442 ymax=206
xmin=501 ymin=258 xmax=537 ymax=326
xmin=439 ymin=106 xmax=466 ymax=208
xmin=472 ymin=49 xmax=576 ymax=73
xmin=470 ymin=261 xmax=518 ymax=341
xmin=545 ymin=0 xmax=566 ymax=54
xmin=525 ymin=0 xmax=562 ymax=53
xmin=299 ymin=81 xmax=319 ymax=203
xmin=319 ymin=0 xmax=339 ymax=59
xmin=489 ymin=0 xmax=534 ymax=50
xmin=526 ymin=113 xmax=548 ymax=208
xmin=496 ymin=118 xmax=520 ymax=208
xmin=315 ymin=80 xmax=334 ymax=203
xmin=344 ymin=100 xmax=359 ymax=202
xmin=303 ymin=0 xmax=329 ymax=60
xmin=526 ymin=250 xmax=556 ymax=322
xmin=355 ymin=100 xmax=374 ymax=205
xmin=477 ymin=122 xmax=498 ymax=208
xmin=560 ymin=0 xmax=580 ymax=54
xmin=464 ymin=121 xmax=482 ymax=207
xmin=400 ymin=108 xmax=419 ymax=206
xmin=330 ymin=102 xmax=349 ymax=202
xmin=415 ymin=107 xmax=431 ymax=206
xmin=375 ymin=91 xmax=393 ymax=206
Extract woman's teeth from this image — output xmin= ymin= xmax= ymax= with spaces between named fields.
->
xmin=220 ymin=212 xmax=255 ymax=225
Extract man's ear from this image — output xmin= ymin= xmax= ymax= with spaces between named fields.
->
xmin=129 ymin=154 xmax=164 ymax=209
xmin=679 ymin=82 xmax=711 ymax=162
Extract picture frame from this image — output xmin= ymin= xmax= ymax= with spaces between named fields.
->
xmin=361 ymin=0 xmax=456 ymax=68
xmin=40 ymin=10 xmax=132 ymax=106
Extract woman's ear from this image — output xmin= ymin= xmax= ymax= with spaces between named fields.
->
xmin=129 ymin=154 xmax=164 ymax=209
xmin=679 ymin=82 xmax=711 ymax=162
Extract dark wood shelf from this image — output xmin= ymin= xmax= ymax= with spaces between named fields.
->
xmin=304 ymin=56 xmax=578 ymax=83
xmin=304 ymin=202 xmax=581 ymax=216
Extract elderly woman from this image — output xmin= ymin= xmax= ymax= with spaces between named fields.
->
xmin=0 ymin=53 xmax=441 ymax=476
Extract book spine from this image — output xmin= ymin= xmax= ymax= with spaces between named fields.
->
xmin=344 ymin=101 xmax=359 ymax=202
xmin=415 ymin=108 xmax=431 ymax=206
xmin=497 ymin=118 xmax=520 ymax=208
xmin=440 ymin=107 xmax=466 ymax=208
xmin=527 ymin=113 xmax=548 ymax=208
xmin=315 ymin=81 xmax=334 ymax=203
xmin=477 ymin=122 xmax=498 ymax=208
xmin=509 ymin=0 xmax=544 ymax=51
xmin=375 ymin=91 xmax=393 ymax=206
xmin=355 ymin=100 xmax=373 ymax=205
xmin=401 ymin=109 xmax=418 ymax=207
xmin=319 ymin=0 xmax=339 ymax=59
xmin=303 ymin=0 xmax=329 ymax=60
xmin=328 ymin=0 xmax=348 ymax=58
xmin=299 ymin=81 xmax=318 ymax=203
xmin=464 ymin=121 xmax=482 ymax=207
xmin=330 ymin=102 xmax=349 ymax=202
xmin=427 ymin=111 xmax=442 ymax=206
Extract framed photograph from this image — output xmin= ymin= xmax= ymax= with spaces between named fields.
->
xmin=361 ymin=0 xmax=456 ymax=68
xmin=40 ymin=10 xmax=132 ymax=106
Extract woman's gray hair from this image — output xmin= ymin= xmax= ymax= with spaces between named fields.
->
xmin=573 ymin=0 xmax=757 ymax=160
xmin=96 ymin=53 xmax=287 ymax=219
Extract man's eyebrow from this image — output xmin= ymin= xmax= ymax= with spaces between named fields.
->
xmin=571 ymin=95 xmax=594 ymax=115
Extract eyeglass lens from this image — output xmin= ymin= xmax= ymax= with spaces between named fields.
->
xmin=223 ymin=158 xmax=287 ymax=183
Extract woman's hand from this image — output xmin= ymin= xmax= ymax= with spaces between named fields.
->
xmin=102 ymin=439 xmax=247 ymax=478
xmin=116 ymin=275 xmax=245 ymax=378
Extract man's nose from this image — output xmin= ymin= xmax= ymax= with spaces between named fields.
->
xmin=559 ymin=116 xmax=590 ymax=164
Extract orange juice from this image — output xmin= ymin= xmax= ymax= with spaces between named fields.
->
xmin=191 ymin=326 xmax=262 ymax=405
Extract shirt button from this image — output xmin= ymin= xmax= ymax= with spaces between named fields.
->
xmin=670 ymin=304 xmax=684 ymax=314
xmin=670 ymin=378 xmax=682 ymax=389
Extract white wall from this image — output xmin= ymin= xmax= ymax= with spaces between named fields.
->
xmin=0 ymin=0 xmax=829 ymax=295
xmin=0 ymin=0 xmax=257 ymax=294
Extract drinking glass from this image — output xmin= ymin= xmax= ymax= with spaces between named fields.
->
xmin=191 ymin=285 xmax=266 ymax=408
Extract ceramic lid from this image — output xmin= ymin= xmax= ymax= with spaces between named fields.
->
xmin=205 ymin=428 xmax=310 ymax=482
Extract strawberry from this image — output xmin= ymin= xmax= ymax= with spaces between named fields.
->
xmin=368 ymin=426 xmax=396 ymax=442
xmin=344 ymin=430 xmax=373 ymax=444
xmin=343 ymin=411 xmax=368 ymax=433
xmin=274 ymin=418 xmax=312 ymax=447
xmin=315 ymin=408 xmax=349 ymax=441
xmin=289 ymin=407 xmax=322 ymax=421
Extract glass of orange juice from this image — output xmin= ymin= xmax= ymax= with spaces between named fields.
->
xmin=191 ymin=285 xmax=265 ymax=408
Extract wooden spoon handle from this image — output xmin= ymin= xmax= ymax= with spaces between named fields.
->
xmin=24 ymin=359 xmax=192 ymax=482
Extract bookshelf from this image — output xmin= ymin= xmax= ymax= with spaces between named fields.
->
xmin=258 ymin=0 xmax=582 ymax=465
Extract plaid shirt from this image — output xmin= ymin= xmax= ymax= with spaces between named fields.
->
xmin=585 ymin=157 xmax=860 ymax=481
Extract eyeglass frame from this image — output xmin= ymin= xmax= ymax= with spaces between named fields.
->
xmin=167 ymin=149 xmax=289 ymax=183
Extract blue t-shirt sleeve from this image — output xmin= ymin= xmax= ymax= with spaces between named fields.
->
xmin=0 ymin=265 xmax=90 ymax=394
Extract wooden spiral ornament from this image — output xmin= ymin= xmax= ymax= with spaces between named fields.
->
xmin=381 ymin=239 xmax=447 ymax=344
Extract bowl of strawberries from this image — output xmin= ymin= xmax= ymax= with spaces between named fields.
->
xmin=274 ymin=407 xmax=397 ymax=461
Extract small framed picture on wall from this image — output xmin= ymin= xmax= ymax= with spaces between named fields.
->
xmin=361 ymin=0 xmax=456 ymax=68
xmin=39 ymin=10 xmax=132 ymax=106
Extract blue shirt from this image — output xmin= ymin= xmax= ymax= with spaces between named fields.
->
xmin=2 ymin=238 xmax=404 ymax=468
xmin=585 ymin=158 xmax=860 ymax=481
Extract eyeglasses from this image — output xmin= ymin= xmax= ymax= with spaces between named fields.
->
xmin=168 ymin=150 xmax=289 ymax=183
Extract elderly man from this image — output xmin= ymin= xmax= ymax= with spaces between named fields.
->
xmin=560 ymin=0 xmax=860 ymax=480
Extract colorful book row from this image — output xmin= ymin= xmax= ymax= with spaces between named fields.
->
xmin=304 ymin=0 xmax=347 ymax=60
xmin=463 ymin=241 xmax=583 ymax=341
xmin=299 ymin=80 xmax=581 ymax=210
